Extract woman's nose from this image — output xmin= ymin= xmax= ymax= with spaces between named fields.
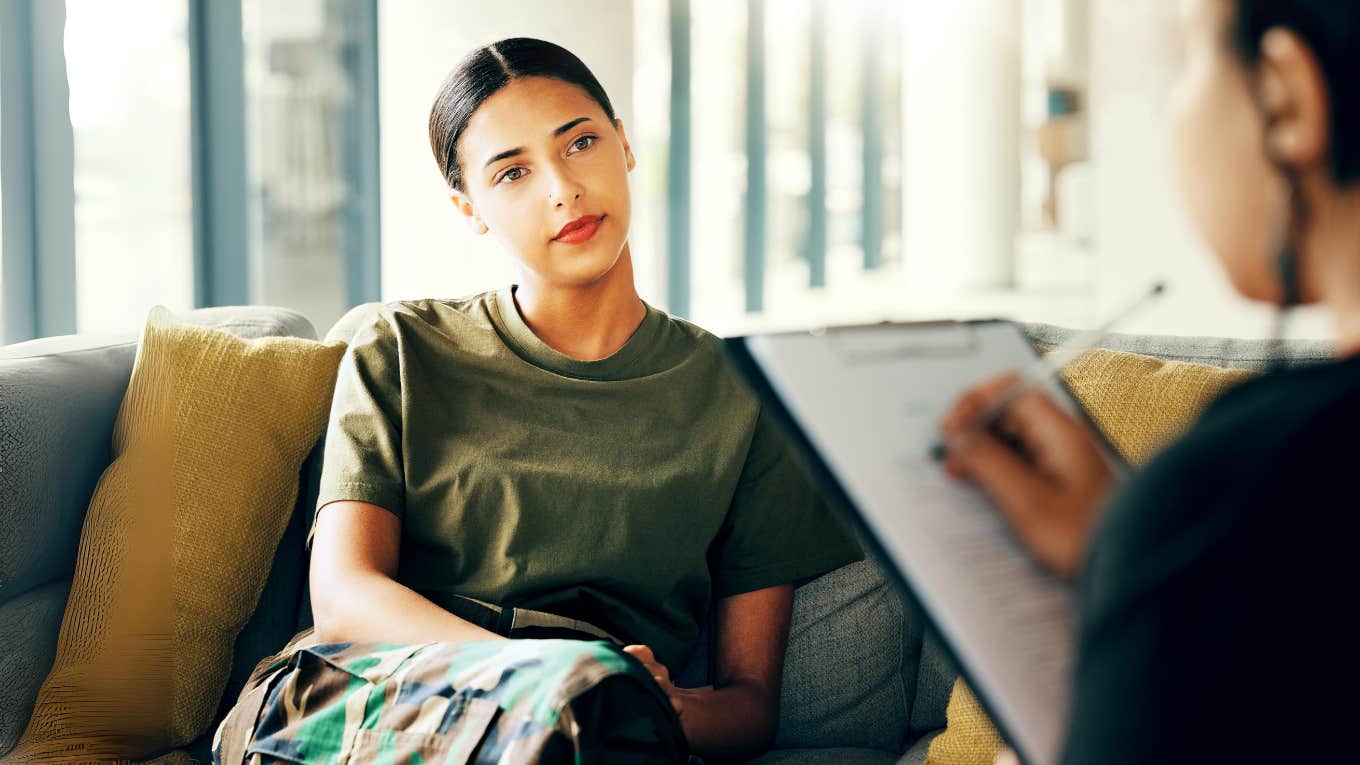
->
xmin=548 ymin=165 xmax=585 ymax=207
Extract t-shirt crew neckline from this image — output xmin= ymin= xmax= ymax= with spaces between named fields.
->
xmin=489 ymin=285 xmax=666 ymax=381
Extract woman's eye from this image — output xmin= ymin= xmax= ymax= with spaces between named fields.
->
xmin=498 ymin=167 xmax=525 ymax=184
xmin=569 ymin=135 xmax=597 ymax=153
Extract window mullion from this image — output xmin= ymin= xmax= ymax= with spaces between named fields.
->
xmin=188 ymin=0 xmax=249 ymax=308
xmin=0 ymin=0 xmax=76 ymax=343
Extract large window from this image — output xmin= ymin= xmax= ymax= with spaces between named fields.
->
xmin=0 ymin=0 xmax=1334 ymax=347
xmin=243 ymin=0 xmax=376 ymax=336
xmin=0 ymin=20 xmax=5 ymax=344
xmin=635 ymin=0 xmax=905 ymax=334
xmin=629 ymin=0 xmax=1118 ymax=336
xmin=0 ymin=0 xmax=378 ymax=346
xmin=685 ymin=0 xmax=747 ymax=323
xmin=65 ymin=0 xmax=195 ymax=334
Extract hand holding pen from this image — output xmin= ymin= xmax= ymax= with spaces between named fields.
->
xmin=930 ymin=282 xmax=1166 ymax=462
xmin=933 ymin=282 xmax=1166 ymax=579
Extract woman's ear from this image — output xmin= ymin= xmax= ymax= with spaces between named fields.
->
xmin=615 ymin=118 xmax=637 ymax=172
xmin=449 ymin=188 xmax=489 ymax=235
xmin=1256 ymin=27 xmax=1330 ymax=173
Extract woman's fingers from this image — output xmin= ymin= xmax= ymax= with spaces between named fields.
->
xmin=942 ymin=379 xmax=1116 ymax=580
xmin=946 ymin=374 xmax=1103 ymax=484
xmin=622 ymin=644 xmax=654 ymax=666
xmin=624 ymin=645 xmax=686 ymax=719
xmin=947 ymin=428 xmax=1048 ymax=531
xmin=951 ymin=428 xmax=1087 ymax=577
xmin=941 ymin=373 xmax=1019 ymax=435
xmin=997 ymin=389 xmax=1097 ymax=472
xmin=622 ymin=644 xmax=670 ymax=687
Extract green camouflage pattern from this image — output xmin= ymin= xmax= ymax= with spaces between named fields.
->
xmin=211 ymin=635 xmax=692 ymax=764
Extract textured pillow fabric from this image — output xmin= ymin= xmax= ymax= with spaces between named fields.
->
xmin=0 ymin=307 xmax=316 ymax=760
xmin=925 ymin=348 xmax=1256 ymax=765
xmin=7 ymin=305 xmax=346 ymax=763
xmin=1055 ymin=348 xmax=1254 ymax=465
xmin=924 ymin=682 xmax=1005 ymax=765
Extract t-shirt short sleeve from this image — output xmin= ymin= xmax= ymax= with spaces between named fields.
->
xmin=309 ymin=314 xmax=406 ymax=549
xmin=707 ymin=406 xmax=865 ymax=599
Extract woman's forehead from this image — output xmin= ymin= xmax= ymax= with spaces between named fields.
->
xmin=462 ymin=77 xmax=606 ymax=154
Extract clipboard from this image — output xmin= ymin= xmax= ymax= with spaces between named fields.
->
xmin=724 ymin=319 xmax=1126 ymax=765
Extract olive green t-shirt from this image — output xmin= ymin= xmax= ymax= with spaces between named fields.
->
xmin=310 ymin=286 xmax=864 ymax=672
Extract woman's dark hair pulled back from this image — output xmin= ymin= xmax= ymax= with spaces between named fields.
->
xmin=1231 ymin=0 xmax=1360 ymax=184
xmin=428 ymin=37 xmax=618 ymax=193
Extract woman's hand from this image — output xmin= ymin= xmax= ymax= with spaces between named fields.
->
xmin=939 ymin=372 xmax=1117 ymax=579
xmin=621 ymin=644 xmax=686 ymax=720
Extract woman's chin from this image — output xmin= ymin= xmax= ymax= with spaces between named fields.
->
xmin=539 ymin=246 xmax=626 ymax=288
xmin=1214 ymin=254 xmax=1288 ymax=305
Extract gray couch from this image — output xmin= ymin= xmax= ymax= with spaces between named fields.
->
xmin=0 ymin=303 xmax=1334 ymax=765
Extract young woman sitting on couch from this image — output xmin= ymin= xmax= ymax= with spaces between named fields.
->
xmin=212 ymin=38 xmax=862 ymax=765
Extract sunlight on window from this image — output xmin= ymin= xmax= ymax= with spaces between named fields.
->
xmin=633 ymin=0 xmax=906 ymax=335
xmin=65 ymin=0 xmax=194 ymax=334
xmin=0 ymin=20 xmax=5 ymax=344
xmin=243 ymin=0 xmax=364 ymax=335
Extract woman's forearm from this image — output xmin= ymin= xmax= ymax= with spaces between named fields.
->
xmin=311 ymin=569 xmax=506 ymax=645
xmin=674 ymin=681 xmax=777 ymax=764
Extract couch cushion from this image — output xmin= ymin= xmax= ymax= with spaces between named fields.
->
xmin=0 ymin=341 xmax=138 ymax=609
xmin=323 ymin=301 xmax=384 ymax=346
xmin=773 ymin=549 xmax=911 ymax=753
xmin=1022 ymin=322 xmax=1333 ymax=370
xmin=0 ymin=305 xmax=317 ymax=363
xmin=1059 ymin=348 xmax=1253 ymax=464
xmin=9 ymin=305 xmax=343 ymax=762
xmin=922 ymin=680 xmax=1006 ymax=765
xmin=742 ymin=745 xmax=903 ymax=765
xmin=900 ymin=731 xmax=943 ymax=765
xmin=909 ymin=630 xmax=959 ymax=739
xmin=0 ymin=582 xmax=69 ymax=753
xmin=0 ymin=305 xmax=316 ymax=758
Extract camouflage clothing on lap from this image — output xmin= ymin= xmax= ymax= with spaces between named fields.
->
xmin=212 ymin=628 xmax=693 ymax=764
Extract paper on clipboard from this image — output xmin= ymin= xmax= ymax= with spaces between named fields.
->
xmin=743 ymin=320 xmax=1093 ymax=765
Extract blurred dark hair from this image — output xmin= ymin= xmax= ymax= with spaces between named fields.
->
xmin=428 ymin=37 xmax=618 ymax=193
xmin=1231 ymin=0 xmax=1360 ymax=184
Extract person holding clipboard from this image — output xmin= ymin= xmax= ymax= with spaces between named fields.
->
xmin=937 ymin=1 xmax=1360 ymax=762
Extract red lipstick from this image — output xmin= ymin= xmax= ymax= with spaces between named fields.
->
xmin=554 ymin=214 xmax=604 ymax=244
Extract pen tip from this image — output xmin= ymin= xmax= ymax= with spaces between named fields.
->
xmin=1151 ymin=281 xmax=1167 ymax=295
xmin=929 ymin=441 xmax=948 ymax=461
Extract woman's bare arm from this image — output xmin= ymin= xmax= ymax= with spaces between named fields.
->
xmin=623 ymin=583 xmax=792 ymax=763
xmin=688 ymin=583 xmax=790 ymax=759
xmin=308 ymin=499 xmax=507 ymax=645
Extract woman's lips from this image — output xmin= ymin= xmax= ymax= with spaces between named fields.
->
xmin=554 ymin=214 xmax=604 ymax=245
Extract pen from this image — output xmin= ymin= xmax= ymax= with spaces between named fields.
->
xmin=928 ymin=281 xmax=1167 ymax=461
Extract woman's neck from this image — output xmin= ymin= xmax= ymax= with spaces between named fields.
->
xmin=513 ymin=244 xmax=648 ymax=361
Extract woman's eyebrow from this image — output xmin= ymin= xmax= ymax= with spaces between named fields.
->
xmin=484 ymin=147 xmax=523 ymax=170
xmin=552 ymin=116 xmax=592 ymax=137
xmin=482 ymin=117 xmax=595 ymax=170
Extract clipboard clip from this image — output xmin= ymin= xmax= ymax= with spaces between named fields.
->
xmin=824 ymin=320 xmax=982 ymax=365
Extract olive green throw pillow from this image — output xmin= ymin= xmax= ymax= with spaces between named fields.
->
xmin=8 ymin=306 xmax=346 ymax=763
xmin=925 ymin=349 xmax=1254 ymax=765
